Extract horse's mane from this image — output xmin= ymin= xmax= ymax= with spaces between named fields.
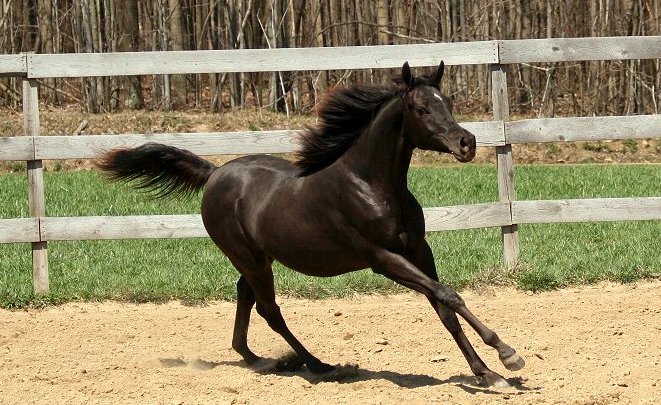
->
xmin=294 ymin=73 xmax=441 ymax=176
xmin=294 ymin=84 xmax=400 ymax=176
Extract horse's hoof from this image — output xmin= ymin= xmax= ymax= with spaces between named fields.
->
xmin=500 ymin=352 xmax=525 ymax=371
xmin=307 ymin=361 xmax=337 ymax=375
xmin=489 ymin=376 xmax=512 ymax=388
xmin=274 ymin=353 xmax=305 ymax=372
xmin=483 ymin=371 xmax=511 ymax=388
xmin=249 ymin=357 xmax=278 ymax=373
xmin=242 ymin=354 xmax=261 ymax=366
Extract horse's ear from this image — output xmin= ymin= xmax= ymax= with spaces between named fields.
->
xmin=402 ymin=61 xmax=413 ymax=87
xmin=435 ymin=61 xmax=445 ymax=86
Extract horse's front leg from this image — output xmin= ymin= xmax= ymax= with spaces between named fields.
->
xmin=372 ymin=247 xmax=524 ymax=386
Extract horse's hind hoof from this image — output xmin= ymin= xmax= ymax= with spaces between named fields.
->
xmin=307 ymin=361 xmax=337 ymax=375
xmin=500 ymin=352 xmax=525 ymax=371
xmin=309 ymin=363 xmax=359 ymax=382
xmin=274 ymin=353 xmax=305 ymax=372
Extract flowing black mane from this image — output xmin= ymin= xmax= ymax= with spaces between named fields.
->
xmin=294 ymin=73 xmax=442 ymax=176
xmin=294 ymin=84 xmax=399 ymax=176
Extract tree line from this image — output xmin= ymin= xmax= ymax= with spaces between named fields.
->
xmin=1 ymin=0 xmax=659 ymax=116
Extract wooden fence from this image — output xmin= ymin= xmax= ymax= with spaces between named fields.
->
xmin=1 ymin=36 xmax=660 ymax=293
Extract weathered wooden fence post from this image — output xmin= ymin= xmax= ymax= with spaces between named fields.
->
xmin=23 ymin=77 xmax=49 ymax=293
xmin=491 ymin=62 xmax=519 ymax=267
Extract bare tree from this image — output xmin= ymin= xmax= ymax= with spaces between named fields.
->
xmin=167 ymin=0 xmax=186 ymax=108
xmin=0 ymin=0 xmax=659 ymax=115
xmin=118 ymin=0 xmax=143 ymax=109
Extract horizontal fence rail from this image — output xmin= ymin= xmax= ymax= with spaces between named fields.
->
xmin=0 ymin=36 xmax=660 ymax=293
xmin=0 ymin=121 xmax=504 ymax=161
xmin=27 ymin=41 xmax=499 ymax=77
xmin=3 ymin=115 xmax=661 ymax=161
xmin=1 ymin=36 xmax=659 ymax=77
xmin=0 ymin=54 xmax=26 ymax=76
xmin=0 ymin=218 xmax=40 ymax=243
xmin=5 ymin=196 xmax=661 ymax=244
xmin=506 ymin=115 xmax=661 ymax=144
xmin=512 ymin=197 xmax=661 ymax=224
xmin=498 ymin=36 xmax=661 ymax=63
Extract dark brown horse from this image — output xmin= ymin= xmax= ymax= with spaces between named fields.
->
xmin=98 ymin=61 xmax=524 ymax=386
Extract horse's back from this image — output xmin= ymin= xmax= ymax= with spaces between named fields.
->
xmin=216 ymin=154 xmax=297 ymax=178
xmin=207 ymin=154 xmax=297 ymax=193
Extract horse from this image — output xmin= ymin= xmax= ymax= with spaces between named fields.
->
xmin=97 ymin=61 xmax=524 ymax=387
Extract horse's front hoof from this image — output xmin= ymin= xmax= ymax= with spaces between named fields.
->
xmin=482 ymin=371 xmax=511 ymax=388
xmin=500 ymin=352 xmax=525 ymax=371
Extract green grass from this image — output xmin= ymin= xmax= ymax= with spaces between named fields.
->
xmin=1 ymin=164 xmax=659 ymax=308
xmin=514 ymin=164 xmax=660 ymax=290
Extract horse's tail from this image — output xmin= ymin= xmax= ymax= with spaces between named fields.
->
xmin=96 ymin=142 xmax=216 ymax=199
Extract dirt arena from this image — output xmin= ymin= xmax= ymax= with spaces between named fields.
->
xmin=1 ymin=280 xmax=659 ymax=404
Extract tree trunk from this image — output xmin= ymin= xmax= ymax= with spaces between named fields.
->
xmin=118 ymin=0 xmax=143 ymax=110
xmin=37 ymin=0 xmax=56 ymax=102
xmin=81 ymin=0 xmax=99 ymax=112
xmin=376 ymin=0 xmax=389 ymax=45
xmin=168 ymin=0 xmax=186 ymax=108
xmin=315 ymin=1 xmax=328 ymax=96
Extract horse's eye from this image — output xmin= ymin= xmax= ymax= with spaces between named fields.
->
xmin=416 ymin=106 xmax=428 ymax=115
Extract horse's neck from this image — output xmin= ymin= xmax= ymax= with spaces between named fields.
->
xmin=341 ymin=97 xmax=413 ymax=195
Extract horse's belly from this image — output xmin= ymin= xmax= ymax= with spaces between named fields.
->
xmin=272 ymin=246 xmax=369 ymax=277
xmin=252 ymin=210 xmax=365 ymax=275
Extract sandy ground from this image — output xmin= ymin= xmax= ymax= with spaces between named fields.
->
xmin=1 ymin=281 xmax=660 ymax=405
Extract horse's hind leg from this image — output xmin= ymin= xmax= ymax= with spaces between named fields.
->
xmin=246 ymin=269 xmax=336 ymax=374
xmin=222 ymin=243 xmax=334 ymax=374
xmin=231 ymin=275 xmax=259 ymax=364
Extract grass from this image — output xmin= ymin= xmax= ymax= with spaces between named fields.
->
xmin=513 ymin=164 xmax=661 ymax=290
xmin=1 ymin=163 xmax=659 ymax=308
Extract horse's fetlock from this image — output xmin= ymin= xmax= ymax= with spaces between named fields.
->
xmin=231 ymin=340 xmax=244 ymax=352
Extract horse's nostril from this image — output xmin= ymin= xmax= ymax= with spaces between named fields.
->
xmin=460 ymin=137 xmax=470 ymax=151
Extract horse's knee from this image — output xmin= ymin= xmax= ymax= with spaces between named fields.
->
xmin=434 ymin=288 xmax=465 ymax=310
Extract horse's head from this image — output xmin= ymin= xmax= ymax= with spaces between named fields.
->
xmin=400 ymin=61 xmax=476 ymax=163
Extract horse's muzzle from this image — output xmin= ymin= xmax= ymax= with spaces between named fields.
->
xmin=452 ymin=130 xmax=476 ymax=163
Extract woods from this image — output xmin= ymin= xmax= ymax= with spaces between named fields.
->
xmin=0 ymin=0 xmax=660 ymax=116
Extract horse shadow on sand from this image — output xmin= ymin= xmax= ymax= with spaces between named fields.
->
xmin=158 ymin=353 xmax=539 ymax=395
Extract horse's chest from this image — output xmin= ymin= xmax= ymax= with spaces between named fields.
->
xmin=340 ymin=179 xmax=421 ymax=251
xmin=366 ymin=205 xmax=418 ymax=253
